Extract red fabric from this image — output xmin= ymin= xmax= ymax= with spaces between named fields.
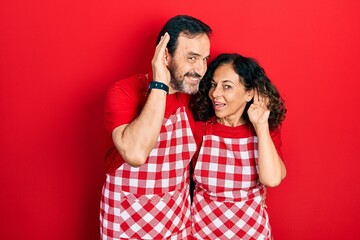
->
xmin=104 ymin=74 xmax=149 ymax=133
xmin=191 ymin=120 xmax=283 ymax=239
xmin=192 ymin=119 xmax=284 ymax=167
xmin=100 ymin=107 xmax=196 ymax=239
xmin=103 ymin=73 xmax=195 ymax=173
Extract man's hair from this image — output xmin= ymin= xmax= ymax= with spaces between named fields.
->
xmin=156 ymin=15 xmax=212 ymax=56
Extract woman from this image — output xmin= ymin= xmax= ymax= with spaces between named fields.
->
xmin=190 ymin=53 xmax=287 ymax=239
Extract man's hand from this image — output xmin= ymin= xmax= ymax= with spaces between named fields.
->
xmin=152 ymin=32 xmax=171 ymax=85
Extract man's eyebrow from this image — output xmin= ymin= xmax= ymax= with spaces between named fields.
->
xmin=188 ymin=52 xmax=211 ymax=59
xmin=187 ymin=52 xmax=201 ymax=57
xmin=222 ymin=80 xmax=234 ymax=84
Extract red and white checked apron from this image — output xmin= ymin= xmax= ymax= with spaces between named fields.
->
xmin=192 ymin=121 xmax=272 ymax=240
xmin=100 ymin=107 xmax=196 ymax=240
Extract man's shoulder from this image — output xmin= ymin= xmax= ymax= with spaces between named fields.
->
xmin=112 ymin=73 xmax=150 ymax=89
xmin=108 ymin=73 xmax=150 ymax=98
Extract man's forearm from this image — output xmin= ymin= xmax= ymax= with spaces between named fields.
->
xmin=112 ymin=89 xmax=167 ymax=167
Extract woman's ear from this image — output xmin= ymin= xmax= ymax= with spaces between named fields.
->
xmin=246 ymin=89 xmax=255 ymax=102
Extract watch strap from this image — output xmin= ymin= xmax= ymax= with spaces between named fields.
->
xmin=147 ymin=81 xmax=169 ymax=95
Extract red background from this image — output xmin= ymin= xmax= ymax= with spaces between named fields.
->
xmin=1 ymin=0 xmax=359 ymax=239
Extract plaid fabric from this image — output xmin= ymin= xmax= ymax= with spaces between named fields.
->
xmin=192 ymin=130 xmax=271 ymax=239
xmin=100 ymin=107 xmax=196 ymax=239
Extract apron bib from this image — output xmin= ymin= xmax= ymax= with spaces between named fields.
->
xmin=101 ymin=107 xmax=196 ymax=239
xmin=192 ymin=121 xmax=272 ymax=240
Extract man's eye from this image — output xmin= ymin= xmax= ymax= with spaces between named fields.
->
xmin=188 ymin=57 xmax=196 ymax=62
xmin=224 ymin=85 xmax=231 ymax=89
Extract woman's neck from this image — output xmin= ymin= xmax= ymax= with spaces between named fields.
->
xmin=216 ymin=117 xmax=247 ymax=127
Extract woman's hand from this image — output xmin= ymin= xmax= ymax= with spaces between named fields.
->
xmin=247 ymin=89 xmax=270 ymax=129
xmin=249 ymin=90 xmax=286 ymax=187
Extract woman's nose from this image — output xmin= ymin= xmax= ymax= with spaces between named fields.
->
xmin=210 ymin=86 xmax=221 ymax=98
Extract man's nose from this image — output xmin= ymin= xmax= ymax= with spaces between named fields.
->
xmin=195 ymin=60 xmax=206 ymax=77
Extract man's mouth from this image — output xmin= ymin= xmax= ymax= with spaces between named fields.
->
xmin=185 ymin=75 xmax=200 ymax=84
xmin=185 ymin=73 xmax=201 ymax=83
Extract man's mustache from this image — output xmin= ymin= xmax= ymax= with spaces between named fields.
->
xmin=185 ymin=72 xmax=202 ymax=79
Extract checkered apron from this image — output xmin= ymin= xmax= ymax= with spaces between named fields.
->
xmin=100 ymin=107 xmax=196 ymax=239
xmin=192 ymin=122 xmax=272 ymax=240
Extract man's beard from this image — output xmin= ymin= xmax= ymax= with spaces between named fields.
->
xmin=168 ymin=61 xmax=202 ymax=95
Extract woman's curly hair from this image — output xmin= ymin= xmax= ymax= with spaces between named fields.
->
xmin=190 ymin=53 xmax=286 ymax=130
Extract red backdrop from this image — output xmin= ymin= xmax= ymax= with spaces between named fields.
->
xmin=1 ymin=0 xmax=359 ymax=239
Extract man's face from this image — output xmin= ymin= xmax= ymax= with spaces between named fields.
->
xmin=167 ymin=33 xmax=210 ymax=94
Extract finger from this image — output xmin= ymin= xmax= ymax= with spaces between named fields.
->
xmin=254 ymin=89 xmax=268 ymax=106
xmin=257 ymin=93 xmax=269 ymax=108
xmin=264 ymin=96 xmax=269 ymax=107
xmin=155 ymin=32 xmax=170 ymax=55
xmin=152 ymin=33 xmax=170 ymax=66
xmin=253 ymin=89 xmax=259 ymax=104
xmin=258 ymin=93 xmax=265 ymax=103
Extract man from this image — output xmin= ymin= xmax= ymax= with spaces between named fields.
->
xmin=100 ymin=15 xmax=211 ymax=239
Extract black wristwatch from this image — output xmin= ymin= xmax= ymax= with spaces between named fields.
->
xmin=147 ymin=81 xmax=169 ymax=95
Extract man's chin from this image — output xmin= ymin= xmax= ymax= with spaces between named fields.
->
xmin=182 ymin=84 xmax=199 ymax=95
xmin=170 ymin=78 xmax=199 ymax=94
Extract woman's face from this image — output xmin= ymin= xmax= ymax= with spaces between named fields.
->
xmin=208 ymin=63 xmax=253 ymax=126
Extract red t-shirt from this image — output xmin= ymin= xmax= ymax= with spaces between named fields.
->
xmin=192 ymin=118 xmax=283 ymax=167
xmin=103 ymin=73 xmax=195 ymax=173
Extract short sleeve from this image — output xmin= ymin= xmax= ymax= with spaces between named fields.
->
xmin=270 ymin=127 xmax=284 ymax=160
xmin=102 ymin=74 xmax=149 ymax=173
xmin=104 ymin=74 xmax=149 ymax=133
